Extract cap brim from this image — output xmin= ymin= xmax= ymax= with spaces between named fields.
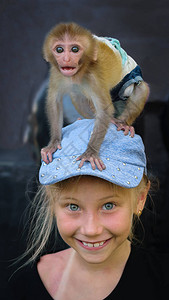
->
xmin=39 ymin=154 xmax=144 ymax=188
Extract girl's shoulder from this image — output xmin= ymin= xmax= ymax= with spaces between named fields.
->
xmin=9 ymin=248 xmax=73 ymax=300
xmin=131 ymin=245 xmax=169 ymax=288
xmin=37 ymin=247 xmax=72 ymax=277
xmin=37 ymin=248 xmax=73 ymax=297
xmin=132 ymin=244 xmax=169 ymax=264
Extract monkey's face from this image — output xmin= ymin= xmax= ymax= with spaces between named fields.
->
xmin=52 ymin=36 xmax=84 ymax=77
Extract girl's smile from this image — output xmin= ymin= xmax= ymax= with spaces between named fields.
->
xmin=76 ymin=237 xmax=112 ymax=250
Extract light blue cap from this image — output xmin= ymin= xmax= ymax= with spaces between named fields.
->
xmin=39 ymin=119 xmax=147 ymax=188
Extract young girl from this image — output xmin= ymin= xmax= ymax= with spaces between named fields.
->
xmin=10 ymin=120 xmax=169 ymax=299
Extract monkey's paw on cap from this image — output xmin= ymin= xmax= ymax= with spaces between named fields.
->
xmin=39 ymin=119 xmax=147 ymax=188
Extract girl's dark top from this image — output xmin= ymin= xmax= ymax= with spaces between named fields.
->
xmin=9 ymin=245 xmax=169 ymax=300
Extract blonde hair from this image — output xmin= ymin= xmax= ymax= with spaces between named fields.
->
xmin=19 ymin=174 xmax=149 ymax=267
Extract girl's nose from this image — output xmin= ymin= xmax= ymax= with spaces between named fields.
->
xmin=80 ymin=213 xmax=103 ymax=237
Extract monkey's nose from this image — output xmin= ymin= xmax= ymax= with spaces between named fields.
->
xmin=63 ymin=53 xmax=71 ymax=62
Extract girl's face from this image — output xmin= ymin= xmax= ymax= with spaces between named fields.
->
xmin=54 ymin=176 xmax=145 ymax=265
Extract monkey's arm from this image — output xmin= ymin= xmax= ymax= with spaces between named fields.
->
xmin=41 ymin=90 xmax=63 ymax=164
xmin=71 ymin=92 xmax=95 ymax=119
xmin=77 ymin=92 xmax=114 ymax=171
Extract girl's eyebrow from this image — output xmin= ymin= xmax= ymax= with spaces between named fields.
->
xmin=59 ymin=197 xmax=79 ymax=202
xmin=59 ymin=195 xmax=120 ymax=202
xmin=98 ymin=195 xmax=120 ymax=201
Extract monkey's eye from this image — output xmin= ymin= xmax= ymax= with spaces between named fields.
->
xmin=71 ymin=46 xmax=79 ymax=53
xmin=56 ymin=47 xmax=64 ymax=53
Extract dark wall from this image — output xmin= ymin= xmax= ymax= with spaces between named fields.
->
xmin=0 ymin=1 xmax=169 ymax=299
xmin=0 ymin=0 xmax=169 ymax=149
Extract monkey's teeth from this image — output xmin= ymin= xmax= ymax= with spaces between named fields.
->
xmin=82 ymin=241 xmax=105 ymax=248
xmin=62 ymin=67 xmax=74 ymax=70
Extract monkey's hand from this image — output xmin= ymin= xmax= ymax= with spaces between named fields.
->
xmin=111 ymin=119 xmax=135 ymax=138
xmin=76 ymin=149 xmax=106 ymax=171
xmin=41 ymin=142 xmax=62 ymax=164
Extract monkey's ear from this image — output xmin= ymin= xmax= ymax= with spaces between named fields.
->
xmin=93 ymin=46 xmax=98 ymax=61
xmin=43 ymin=48 xmax=49 ymax=62
xmin=42 ymin=37 xmax=52 ymax=62
xmin=43 ymin=55 xmax=49 ymax=62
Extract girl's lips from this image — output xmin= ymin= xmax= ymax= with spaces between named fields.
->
xmin=76 ymin=238 xmax=112 ymax=251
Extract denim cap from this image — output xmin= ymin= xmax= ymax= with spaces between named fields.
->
xmin=39 ymin=119 xmax=147 ymax=188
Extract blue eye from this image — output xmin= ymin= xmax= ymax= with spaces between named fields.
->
xmin=56 ymin=47 xmax=64 ymax=53
xmin=103 ymin=203 xmax=114 ymax=210
xmin=71 ymin=46 xmax=79 ymax=53
xmin=69 ymin=204 xmax=79 ymax=211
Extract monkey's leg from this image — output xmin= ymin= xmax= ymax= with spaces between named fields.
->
xmin=111 ymin=118 xmax=135 ymax=137
xmin=113 ymin=81 xmax=149 ymax=136
xmin=41 ymin=99 xmax=63 ymax=164
xmin=111 ymin=84 xmax=135 ymax=136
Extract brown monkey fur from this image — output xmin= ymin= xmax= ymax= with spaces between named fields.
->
xmin=41 ymin=22 xmax=149 ymax=170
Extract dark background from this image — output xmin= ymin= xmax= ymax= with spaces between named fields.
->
xmin=0 ymin=1 xmax=169 ymax=299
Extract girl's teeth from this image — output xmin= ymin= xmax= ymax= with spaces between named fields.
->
xmin=99 ymin=241 xmax=104 ymax=246
xmin=83 ymin=242 xmax=88 ymax=246
xmin=82 ymin=241 xmax=105 ymax=247
xmin=94 ymin=243 xmax=100 ymax=248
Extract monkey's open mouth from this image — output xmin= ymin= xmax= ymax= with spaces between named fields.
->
xmin=60 ymin=66 xmax=77 ymax=76
xmin=61 ymin=67 xmax=76 ymax=71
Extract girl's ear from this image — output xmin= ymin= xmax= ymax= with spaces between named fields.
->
xmin=136 ymin=180 xmax=150 ymax=216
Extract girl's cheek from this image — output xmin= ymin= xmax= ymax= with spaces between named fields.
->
xmin=105 ymin=211 xmax=132 ymax=236
xmin=56 ymin=213 xmax=78 ymax=235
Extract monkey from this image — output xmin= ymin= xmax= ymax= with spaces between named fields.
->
xmin=41 ymin=22 xmax=149 ymax=171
